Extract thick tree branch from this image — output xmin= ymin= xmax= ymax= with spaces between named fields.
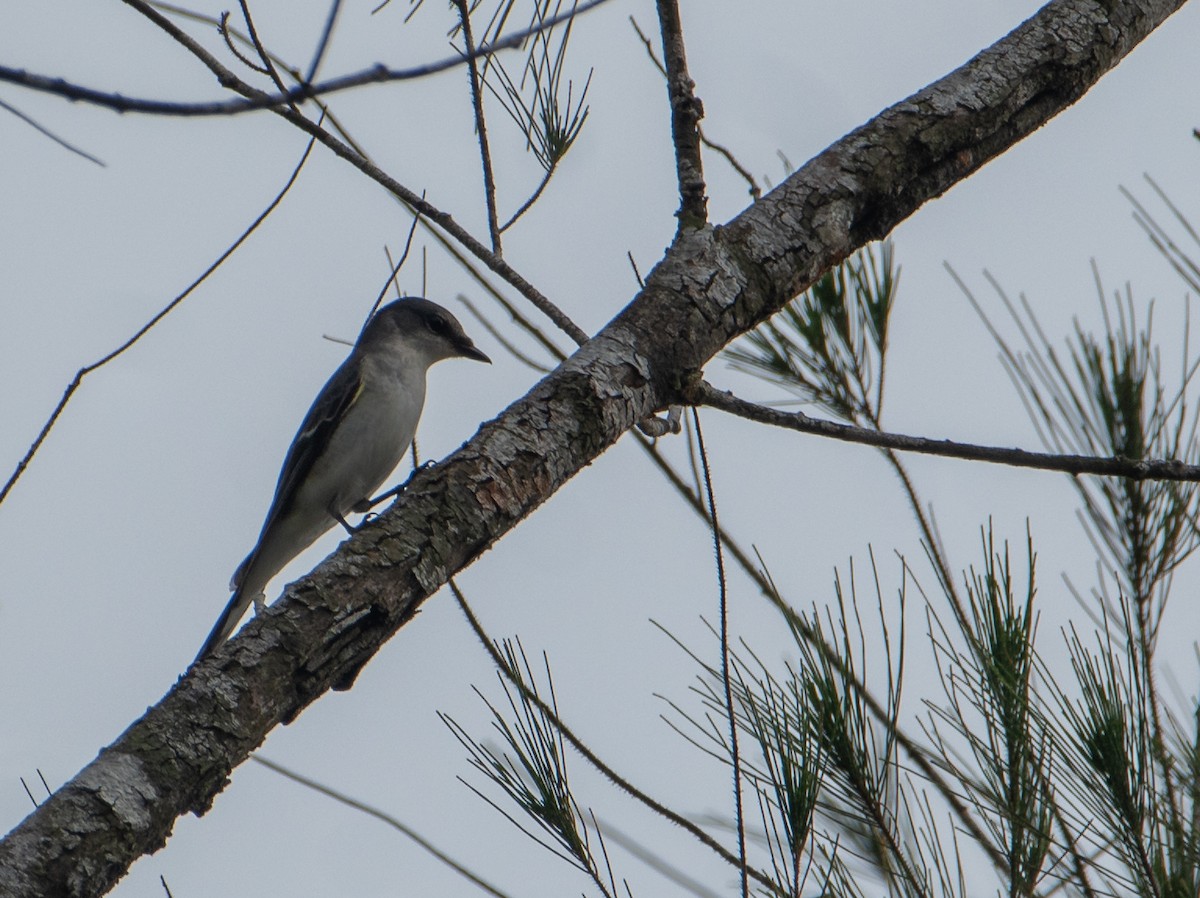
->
xmin=0 ymin=1 xmax=1188 ymax=895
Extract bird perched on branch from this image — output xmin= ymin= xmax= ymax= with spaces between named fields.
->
xmin=195 ymin=297 xmax=490 ymax=662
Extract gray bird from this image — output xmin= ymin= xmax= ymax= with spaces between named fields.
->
xmin=195 ymin=298 xmax=490 ymax=662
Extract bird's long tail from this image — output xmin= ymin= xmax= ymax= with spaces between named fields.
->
xmin=193 ymin=588 xmax=256 ymax=664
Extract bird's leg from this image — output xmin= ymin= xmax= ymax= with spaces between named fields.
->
xmin=331 ymin=508 xmax=357 ymax=535
xmin=355 ymin=460 xmax=439 ymax=513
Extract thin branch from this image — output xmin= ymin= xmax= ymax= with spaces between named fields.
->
xmin=0 ymin=0 xmax=613 ymax=118
xmin=219 ymin=12 xmax=271 ymax=74
xmin=698 ymin=133 xmax=761 ymax=202
xmin=692 ymin=380 xmax=1200 ymax=483
xmin=653 ymin=0 xmax=707 ymax=233
xmin=362 ymin=202 xmax=425 ymax=331
xmin=0 ymin=126 xmax=321 ymax=507
xmin=305 ymin=0 xmax=344 ymax=84
xmin=158 ymin=0 xmax=580 ymax=354
xmin=122 ymin=0 xmax=590 ymax=346
xmin=19 ymin=779 xmax=38 ymax=809
xmin=500 ymin=165 xmax=554 ymax=233
xmin=251 ymin=755 xmax=514 ymax=898
xmin=691 ymin=409 xmax=749 ymax=898
xmin=884 ymin=447 xmax=970 ymax=634
xmin=629 ymin=16 xmax=759 ymax=200
xmin=235 ymin=1 xmax=294 ymax=107
xmin=0 ymin=97 xmax=105 ymax=166
xmin=453 ymin=0 xmax=503 ymax=255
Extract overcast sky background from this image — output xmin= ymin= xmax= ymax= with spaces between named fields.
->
xmin=2 ymin=1 xmax=1200 ymax=895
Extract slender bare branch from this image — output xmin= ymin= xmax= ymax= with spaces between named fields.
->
xmin=252 ymin=755 xmax=514 ymax=898
xmin=0 ymin=0 xmax=614 ymax=118
xmin=453 ymin=0 xmax=503 ymax=255
xmin=305 ymin=0 xmax=344 ymax=83
xmin=654 ymin=0 xmax=707 ymax=233
xmin=629 ymin=16 xmax=759 ymax=200
xmin=0 ymin=97 xmax=105 ymax=166
xmin=692 ymin=380 xmax=1200 ymax=483
xmin=691 ymin=410 xmax=749 ymax=897
xmin=120 ymin=0 xmax=590 ymax=345
xmin=236 ymin=0 xmax=293 ymax=102
xmin=500 ymin=165 xmax=554 ymax=233
xmin=0 ymin=128 xmax=321 ymax=507
xmin=219 ymin=11 xmax=271 ymax=74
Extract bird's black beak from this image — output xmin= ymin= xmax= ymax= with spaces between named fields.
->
xmin=458 ymin=341 xmax=491 ymax=364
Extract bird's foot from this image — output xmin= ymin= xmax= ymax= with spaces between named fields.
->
xmin=636 ymin=404 xmax=683 ymax=437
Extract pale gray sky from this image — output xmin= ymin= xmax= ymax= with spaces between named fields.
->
xmin=2 ymin=1 xmax=1199 ymax=895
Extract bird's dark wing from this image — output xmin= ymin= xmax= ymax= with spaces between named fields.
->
xmin=214 ymin=355 xmax=365 ymax=655
xmin=253 ymin=354 xmax=364 ymax=540
xmin=228 ymin=354 xmax=363 ymax=595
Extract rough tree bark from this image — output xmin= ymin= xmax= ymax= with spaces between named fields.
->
xmin=0 ymin=0 xmax=1188 ymax=895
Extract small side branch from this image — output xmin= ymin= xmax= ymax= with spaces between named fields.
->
xmin=0 ymin=129 xmax=321 ymax=506
xmin=629 ymin=16 xmax=759 ymax=199
xmin=692 ymin=381 xmax=1200 ymax=482
xmin=654 ymin=0 xmax=707 ymax=233
xmin=453 ymin=0 xmax=503 ymax=255
xmin=691 ymin=410 xmax=749 ymax=898
xmin=124 ymin=0 xmax=590 ymax=346
xmin=251 ymin=755 xmax=514 ymax=898
xmin=0 ymin=0 xmax=613 ymax=118
xmin=0 ymin=97 xmax=105 ymax=166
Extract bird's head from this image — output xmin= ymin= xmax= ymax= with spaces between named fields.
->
xmin=359 ymin=297 xmax=491 ymax=367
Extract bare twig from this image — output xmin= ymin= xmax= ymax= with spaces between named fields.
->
xmin=0 ymin=0 xmax=614 ymax=118
xmin=122 ymin=0 xmax=590 ymax=346
xmin=19 ymin=779 xmax=38 ymax=809
xmin=698 ymin=132 xmax=761 ymax=201
xmin=453 ymin=0 xmax=503 ymax=255
xmin=236 ymin=0 xmax=297 ymax=111
xmin=691 ymin=409 xmax=749 ymax=898
xmin=219 ymin=11 xmax=271 ymax=74
xmin=251 ymin=755 xmax=514 ymax=898
xmin=0 ymin=127 xmax=321 ymax=506
xmin=362 ymin=201 xmax=425 ymax=328
xmin=653 ymin=0 xmax=707 ymax=233
xmin=500 ymin=166 xmax=554 ymax=233
xmin=692 ymin=380 xmax=1200 ymax=483
xmin=0 ymin=97 xmax=105 ymax=166
xmin=629 ymin=16 xmax=759 ymax=200
xmin=305 ymin=0 xmax=344 ymax=84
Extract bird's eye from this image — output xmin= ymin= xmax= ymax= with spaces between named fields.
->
xmin=427 ymin=316 xmax=449 ymax=335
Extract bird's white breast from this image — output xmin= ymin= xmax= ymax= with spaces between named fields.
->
xmin=318 ymin=350 xmax=427 ymax=515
